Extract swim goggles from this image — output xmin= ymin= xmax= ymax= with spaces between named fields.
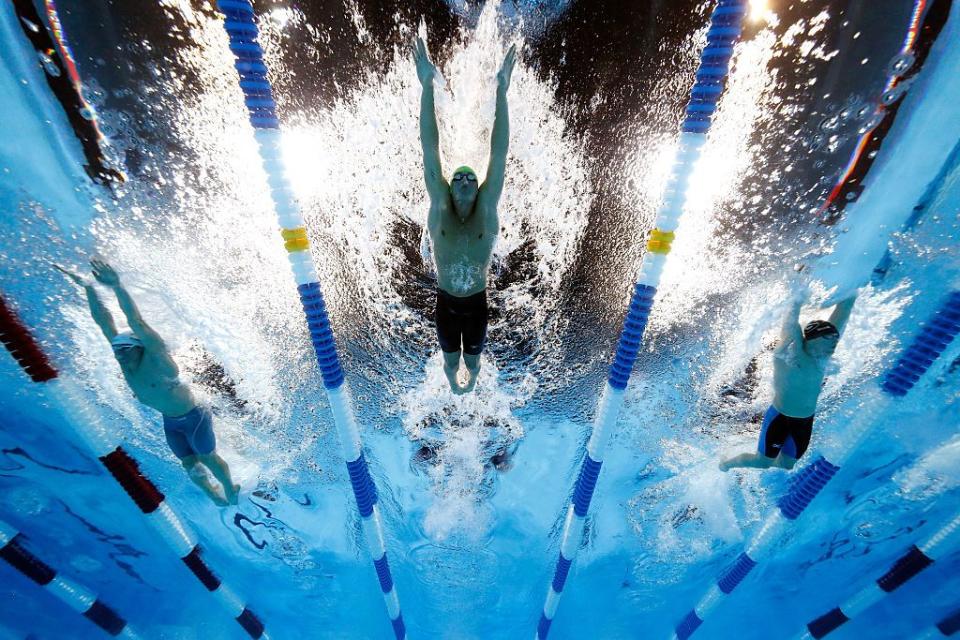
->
xmin=452 ymin=172 xmax=477 ymax=182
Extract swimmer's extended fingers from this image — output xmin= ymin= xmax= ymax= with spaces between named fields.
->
xmin=52 ymin=263 xmax=88 ymax=286
xmin=413 ymin=37 xmax=437 ymax=85
xmin=90 ymin=258 xmax=120 ymax=286
xmin=90 ymin=257 xmax=110 ymax=274
xmin=498 ymin=44 xmax=518 ymax=88
xmin=413 ymin=37 xmax=429 ymax=63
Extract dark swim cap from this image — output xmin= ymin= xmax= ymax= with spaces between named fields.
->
xmin=803 ymin=320 xmax=839 ymax=341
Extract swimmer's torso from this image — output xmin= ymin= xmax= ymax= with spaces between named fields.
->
xmin=428 ymin=192 xmax=498 ymax=297
xmin=772 ymin=341 xmax=827 ymax=418
xmin=120 ymin=347 xmax=195 ymax=417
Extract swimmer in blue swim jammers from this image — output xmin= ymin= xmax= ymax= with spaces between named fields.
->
xmin=719 ymin=292 xmax=857 ymax=471
xmin=57 ymin=259 xmax=240 ymax=506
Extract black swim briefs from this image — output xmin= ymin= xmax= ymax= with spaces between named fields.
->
xmin=436 ymin=289 xmax=488 ymax=356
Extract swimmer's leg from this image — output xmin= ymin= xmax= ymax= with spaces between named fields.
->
xmin=181 ymin=456 xmax=229 ymax=506
xmin=460 ymin=293 xmax=487 ymax=395
xmin=462 ymin=352 xmax=481 ymax=393
xmin=719 ymin=452 xmax=777 ymax=471
xmin=721 ymin=407 xmax=785 ymax=471
xmin=443 ymin=350 xmax=465 ymax=394
xmin=774 ymin=454 xmax=798 ymax=470
xmin=199 ymin=453 xmax=240 ymax=504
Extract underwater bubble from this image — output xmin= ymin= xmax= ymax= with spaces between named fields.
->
xmin=38 ymin=51 xmax=61 ymax=77
xmin=886 ymin=51 xmax=915 ymax=77
xmin=858 ymin=112 xmax=884 ymax=134
xmin=881 ymin=83 xmax=907 ymax=106
xmin=818 ymin=114 xmax=840 ymax=131
xmin=18 ymin=16 xmax=40 ymax=33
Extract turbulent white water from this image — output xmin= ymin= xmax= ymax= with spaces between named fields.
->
xmin=35 ymin=0 xmax=952 ymax=555
xmin=37 ymin=0 xmax=592 ymax=541
xmin=2 ymin=3 xmax=960 ymax=636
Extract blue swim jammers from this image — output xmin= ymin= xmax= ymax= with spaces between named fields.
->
xmin=757 ymin=406 xmax=814 ymax=460
xmin=162 ymin=406 xmax=216 ymax=459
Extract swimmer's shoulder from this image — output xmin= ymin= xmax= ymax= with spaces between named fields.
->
xmin=427 ymin=193 xmax=452 ymax=234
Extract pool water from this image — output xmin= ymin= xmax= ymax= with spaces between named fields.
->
xmin=0 ymin=0 xmax=958 ymax=639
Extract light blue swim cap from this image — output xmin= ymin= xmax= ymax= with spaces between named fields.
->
xmin=111 ymin=332 xmax=143 ymax=349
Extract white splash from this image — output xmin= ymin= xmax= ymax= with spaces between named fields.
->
xmin=399 ymin=352 xmax=531 ymax=541
xmin=895 ymin=432 xmax=960 ymax=501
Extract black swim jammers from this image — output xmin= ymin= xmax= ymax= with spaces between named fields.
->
xmin=436 ymin=289 xmax=488 ymax=356
xmin=757 ymin=406 xmax=814 ymax=460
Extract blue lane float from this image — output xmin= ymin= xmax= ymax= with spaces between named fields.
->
xmin=534 ymin=2 xmax=749 ymax=637
xmin=800 ymin=510 xmax=960 ymax=639
xmin=672 ymin=291 xmax=960 ymax=640
xmin=211 ymin=1 xmax=406 ymax=637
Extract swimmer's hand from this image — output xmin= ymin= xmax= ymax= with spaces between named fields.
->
xmin=90 ymin=258 xmax=121 ymax=288
xmin=412 ymin=37 xmax=437 ymax=87
xmin=53 ymin=263 xmax=93 ymax=288
xmin=497 ymin=44 xmax=517 ymax=92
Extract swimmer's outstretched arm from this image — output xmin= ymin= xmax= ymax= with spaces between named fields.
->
xmin=90 ymin=259 xmax=171 ymax=365
xmin=55 ymin=264 xmax=117 ymax=341
xmin=829 ymin=294 xmax=857 ymax=335
xmin=413 ymin=38 xmax=446 ymax=219
xmin=777 ymin=298 xmax=804 ymax=351
xmin=482 ymin=44 xmax=516 ymax=215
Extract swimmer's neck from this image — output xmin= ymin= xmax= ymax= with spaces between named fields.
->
xmin=450 ymin=199 xmax=476 ymax=221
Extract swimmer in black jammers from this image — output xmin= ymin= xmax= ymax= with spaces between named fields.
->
xmin=720 ymin=292 xmax=857 ymax=472
xmin=414 ymin=37 xmax=516 ymax=394
xmin=57 ymin=258 xmax=240 ymax=506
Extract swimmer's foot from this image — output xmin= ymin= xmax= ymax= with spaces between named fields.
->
xmin=211 ymin=493 xmax=229 ymax=507
xmin=227 ymin=483 xmax=241 ymax=505
xmin=443 ymin=366 xmax=463 ymax=394
xmin=462 ymin=373 xmax=478 ymax=394
xmin=718 ymin=459 xmax=731 ymax=472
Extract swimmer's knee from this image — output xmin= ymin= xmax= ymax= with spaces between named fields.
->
xmin=463 ymin=352 xmax=481 ymax=372
xmin=757 ymin=455 xmax=777 ymax=468
xmin=180 ymin=455 xmax=199 ymax=469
